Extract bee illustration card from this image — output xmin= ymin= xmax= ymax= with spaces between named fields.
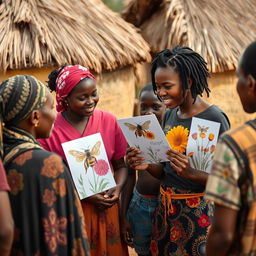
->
xmin=118 ymin=114 xmax=170 ymax=164
xmin=186 ymin=117 xmax=221 ymax=173
xmin=62 ymin=133 xmax=116 ymax=199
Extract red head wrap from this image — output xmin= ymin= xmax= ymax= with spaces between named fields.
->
xmin=55 ymin=65 xmax=96 ymax=112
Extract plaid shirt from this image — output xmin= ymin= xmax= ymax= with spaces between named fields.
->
xmin=206 ymin=120 xmax=256 ymax=255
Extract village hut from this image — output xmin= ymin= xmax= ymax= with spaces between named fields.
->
xmin=122 ymin=0 xmax=256 ymax=127
xmin=0 ymin=0 xmax=151 ymax=118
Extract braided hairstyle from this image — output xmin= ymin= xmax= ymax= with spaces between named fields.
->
xmin=47 ymin=65 xmax=67 ymax=92
xmin=151 ymin=46 xmax=211 ymax=102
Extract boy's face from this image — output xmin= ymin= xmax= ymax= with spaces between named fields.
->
xmin=139 ymin=90 xmax=165 ymax=124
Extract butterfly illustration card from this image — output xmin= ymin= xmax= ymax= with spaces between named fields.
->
xmin=118 ymin=114 xmax=170 ymax=164
xmin=186 ymin=117 xmax=220 ymax=173
xmin=62 ymin=133 xmax=116 ymax=199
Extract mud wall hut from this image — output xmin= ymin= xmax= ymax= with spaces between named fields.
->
xmin=122 ymin=0 xmax=256 ymax=127
xmin=0 ymin=0 xmax=151 ymax=118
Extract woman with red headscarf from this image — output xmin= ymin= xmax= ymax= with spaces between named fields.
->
xmin=38 ymin=65 xmax=129 ymax=256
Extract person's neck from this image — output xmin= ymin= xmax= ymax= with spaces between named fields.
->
xmin=62 ymin=110 xmax=92 ymax=134
xmin=62 ymin=111 xmax=90 ymax=126
xmin=177 ymin=96 xmax=209 ymax=119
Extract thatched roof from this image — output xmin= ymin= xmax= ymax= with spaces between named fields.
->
xmin=0 ymin=0 xmax=151 ymax=73
xmin=122 ymin=0 xmax=256 ymax=72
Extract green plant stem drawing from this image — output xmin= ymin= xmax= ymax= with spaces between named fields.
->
xmin=89 ymin=167 xmax=110 ymax=194
xmin=78 ymin=174 xmax=87 ymax=198
xmin=147 ymin=145 xmax=164 ymax=163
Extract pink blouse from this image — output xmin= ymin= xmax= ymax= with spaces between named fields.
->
xmin=38 ymin=110 xmax=127 ymax=164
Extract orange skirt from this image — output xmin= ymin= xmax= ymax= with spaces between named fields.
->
xmin=82 ymin=202 xmax=128 ymax=256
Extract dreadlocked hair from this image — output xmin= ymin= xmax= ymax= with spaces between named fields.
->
xmin=47 ymin=65 xmax=67 ymax=92
xmin=151 ymin=46 xmax=211 ymax=102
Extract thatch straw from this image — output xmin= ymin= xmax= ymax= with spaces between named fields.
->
xmin=0 ymin=0 xmax=151 ymax=73
xmin=122 ymin=0 xmax=256 ymax=72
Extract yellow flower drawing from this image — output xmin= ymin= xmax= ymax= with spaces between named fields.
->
xmin=166 ymin=125 xmax=189 ymax=153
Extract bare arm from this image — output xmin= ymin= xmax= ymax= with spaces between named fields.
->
xmin=119 ymin=167 xmax=136 ymax=245
xmin=206 ymin=204 xmax=238 ymax=256
xmin=120 ymin=167 xmax=136 ymax=219
xmin=0 ymin=191 xmax=14 ymax=256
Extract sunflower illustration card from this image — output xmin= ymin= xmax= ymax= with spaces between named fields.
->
xmin=186 ymin=117 xmax=221 ymax=173
xmin=62 ymin=133 xmax=116 ymax=199
xmin=118 ymin=114 xmax=170 ymax=164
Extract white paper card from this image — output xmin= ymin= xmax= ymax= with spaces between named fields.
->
xmin=62 ymin=133 xmax=116 ymax=199
xmin=118 ymin=114 xmax=170 ymax=164
xmin=186 ymin=117 xmax=220 ymax=173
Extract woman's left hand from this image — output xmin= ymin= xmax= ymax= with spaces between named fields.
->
xmin=103 ymin=186 xmax=121 ymax=206
xmin=167 ymin=148 xmax=193 ymax=179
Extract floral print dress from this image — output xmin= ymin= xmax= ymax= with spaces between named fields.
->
xmin=5 ymin=149 xmax=90 ymax=256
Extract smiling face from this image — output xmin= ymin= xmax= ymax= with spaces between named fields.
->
xmin=154 ymin=66 xmax=185 ymax=109
xmin=66 ymin=78 xmax=99 ymax=117
xmin=139 ymin=90 xmax=165 ymax=124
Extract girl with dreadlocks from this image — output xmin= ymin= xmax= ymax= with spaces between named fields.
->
xmin=126 ymin=46 xmax=230 ymax=256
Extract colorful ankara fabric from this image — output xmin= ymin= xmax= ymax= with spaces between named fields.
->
xmin=0 ymin=75 xmax=90 ymax=255
xmin=206 ymin=119 xmax=256 ymax=255
xmin=150 ymin=185 xmax=213 ymax=256
xmin=56 ymin=65 xmax=96 ymax=112
xmin=39 ymin=110 xmax=128 ymax=256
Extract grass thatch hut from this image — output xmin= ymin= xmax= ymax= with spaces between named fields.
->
xmin=0 ymin=0 xmax=151 ymax=118
xmin=122 ymin=0 xmax=256 ymax=127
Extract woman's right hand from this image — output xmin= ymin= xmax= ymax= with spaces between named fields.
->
xmin=126 ymin=147 xmax=148 ymax=170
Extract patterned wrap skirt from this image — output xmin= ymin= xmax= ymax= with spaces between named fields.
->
xmin=150 ymin=185 xmax=214 ymax=256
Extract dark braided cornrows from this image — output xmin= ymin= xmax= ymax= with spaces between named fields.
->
xmin=151 ymin=46 xmax=211 ymax=102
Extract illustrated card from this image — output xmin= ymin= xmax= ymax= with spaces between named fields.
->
xmin=118 ymin=114 xmax=170 ymax=164
xmin=186 ymin=117 xmax=220 ymax=173
xmin=62 ymin=133 xmax=116 ymax=199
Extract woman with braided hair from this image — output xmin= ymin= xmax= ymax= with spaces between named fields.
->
xmin=126 ymin=46 xmax=230 ymax=255
xmin=0 ymin=75 xmax=90 ymax=255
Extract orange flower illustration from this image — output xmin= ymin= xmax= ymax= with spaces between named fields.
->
xmin=41 ymin=155 xmax=64 ymax=178
xmin=166 ymin=125 xmax=189 ymax=153
xmin=200 ymin=132 xmax=206 ymax=138
xmin=7 ymin=169 xmax=24 ymax=195
xmin=208 ymin=133 xmax=215 ymax=141
xmin=188 ymin=152 xmax=194 ymax=157
xmin=13 ymin=150 xmax=33 ymax=166
xmin=144 ymin=131 xmax=155 ymax=140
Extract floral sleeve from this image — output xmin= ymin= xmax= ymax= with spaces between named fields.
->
xmin=205 ymin=140 xmax=241 ymax=211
